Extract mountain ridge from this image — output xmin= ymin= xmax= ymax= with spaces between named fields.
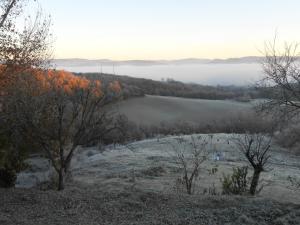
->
xmin=52 ymin=56 xmax=264 ymax=67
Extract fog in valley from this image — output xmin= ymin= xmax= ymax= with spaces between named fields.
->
xmin=57 ymin=63 xmax=262 ymax=86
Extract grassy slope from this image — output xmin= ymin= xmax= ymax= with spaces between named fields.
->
xmin=116 ymin=95 xmax=254 ymax=125
xmin=1 ymin=185 xmax=299 ymax=225
xmin=8 ymin=134 xmax=300 ymax=224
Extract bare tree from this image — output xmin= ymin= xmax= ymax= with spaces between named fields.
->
xmin=260 ymin=39 xmax=300 ymax=121
xmin=4 ymin=71 xmax=120 ymax=190
xmin=0 ymin=0 xmax=51 ymax=82
xmin=0 ymin=0 xmax=26 ymax=28
xmin=170 ymin=135 xmax=208 ymax=195
xmin=232 ymin=133 xmax=272 ymax=195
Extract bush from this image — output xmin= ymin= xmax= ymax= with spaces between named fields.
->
xmin=274 ymin=125 xmax=300 ymax=151
xmin=140 ymin=166 xmax=166 ymax=177
xmin=37 ymin=174 xmax=59 ymax=191
xmin=171 ymin=136 xmax=208 ymax=195
xmin=287 ymin=176 xmax=300 ymax=189
xmin=0 ymin=168 xmax=16 ymax=188
xmin=0 ymin=132 xmax=29 ymax=188
xmin=103 ymin=112 xmax=275 ymax=146
xmin=0 ymin=149 xmax=26 ymax=188
xmin=221 ymin=166 xmax=248 ymax=195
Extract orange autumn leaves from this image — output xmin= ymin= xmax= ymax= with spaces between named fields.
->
xmin=35 ymin=70 xmax=121 ymax=98
xmin=0 ymin=65 xmax=121 ymax=98
xmin=32 ymin=69 xmax=103 ymax=97
xmin=109 ymin=80 xmax=121 ymax=93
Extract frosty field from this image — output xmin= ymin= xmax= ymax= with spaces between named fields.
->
xmin=7 ymin=133 xmax=300 ymax=225
xmin=17 ymin=134 xmax=300 ymax=204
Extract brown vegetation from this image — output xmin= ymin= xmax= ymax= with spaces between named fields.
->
xmin=81 ymin=72 xmax=267 ymax=100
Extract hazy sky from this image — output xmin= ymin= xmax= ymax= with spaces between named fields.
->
xmin=29 ymin=0 xmax=300 ymax=60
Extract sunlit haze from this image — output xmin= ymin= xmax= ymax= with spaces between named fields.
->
xmin=29 ymin=0 xmax=300 ymax=60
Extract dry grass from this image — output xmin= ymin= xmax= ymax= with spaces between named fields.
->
xmin=0 ymin=184 xmax=299 ymax=225
xmin=10 ymin=134 xmax=300 ymax=224
xmin=116 ymin=95 xmax=254 ymax=125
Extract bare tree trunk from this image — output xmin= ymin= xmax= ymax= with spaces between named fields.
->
xmin=0 ymin=0 xmax=17 ymax=28
xmin=58 ymin=169 xmax=64 ymax=191
xmin=250 ymin=169 xmax=261 ymax=195
xmin=186 ymin=181 xmax=192 ymax=195
xmin=183 ymin=169 xmax=192 ymax=195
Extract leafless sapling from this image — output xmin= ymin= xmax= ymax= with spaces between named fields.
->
xmin=232 ymin=133 xmax=272 ymax=195
xmin=170 ymin=135 xmax=208 ymax=195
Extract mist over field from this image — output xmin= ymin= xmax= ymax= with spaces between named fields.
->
xmin=56 ymin=63 xmax=262 ymax=86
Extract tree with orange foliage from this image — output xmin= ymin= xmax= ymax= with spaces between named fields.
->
xmin=5 ymin=69 xmax=121 ymax=190
xmin=0 ymin=0 xmax=52 ymax=188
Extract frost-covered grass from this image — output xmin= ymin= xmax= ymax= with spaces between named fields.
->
xmin=17 ymin=134 xmax=300 ymax=204
xmin=2 ymin=185 xmax=299 ymax=225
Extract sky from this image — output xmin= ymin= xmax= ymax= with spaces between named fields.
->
xmin=26 ymin=0 xmax=300 ymax=60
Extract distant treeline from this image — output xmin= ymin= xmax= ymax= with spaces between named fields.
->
xmin=75 ymin=73 xmax=266 ymax=100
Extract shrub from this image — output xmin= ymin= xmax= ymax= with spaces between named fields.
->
xmin=287 ymin=176 xmax=300 ymax=189
xmin=0 ymin=168 xmax=16 ymax=188
xmin=203 ymin=183 xmax=219 ymax=195
xmin=221 ymin=166 xmax=248 ymax=195
xmin=170 ymin=136 xmax=208 ymax=195
xmin=274 ymin=125 xmax=300 ymax=151
xmin=0 ymin=132 xmax=29 ymax=188
xmin=140 ymin=166 xmax=166 ymax=177
xmin=105 ymin=112 xmax=275 ymax=146
xmin=37 ymin=174 xmax=59 ymax=191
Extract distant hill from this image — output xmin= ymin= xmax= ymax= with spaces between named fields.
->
xmin=53 ymin=56 xmax=264 ymax=67
xmin=209 ymin=56 xmax=262 ymax=64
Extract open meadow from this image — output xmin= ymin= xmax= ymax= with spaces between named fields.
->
xmin=116 ymin=95 xmax=256 ymax=125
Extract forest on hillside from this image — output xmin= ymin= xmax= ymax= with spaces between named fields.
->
xmin=76 ymin=72 xmax=267 ymax=101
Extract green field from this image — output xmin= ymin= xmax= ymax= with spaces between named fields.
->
xmin=116 ymin=95 xmax=256 ymax=125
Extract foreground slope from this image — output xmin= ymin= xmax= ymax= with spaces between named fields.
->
xmin=8 ymin=134 xmax=300 ymax=224
xmin=1 ymin=185 xmax=299 ymax=225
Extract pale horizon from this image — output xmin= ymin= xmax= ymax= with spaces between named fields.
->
xmin=24 ymin=0 xmax=300 ymax=60
xmin=53 ymin=55 xmax=262 ymax=61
